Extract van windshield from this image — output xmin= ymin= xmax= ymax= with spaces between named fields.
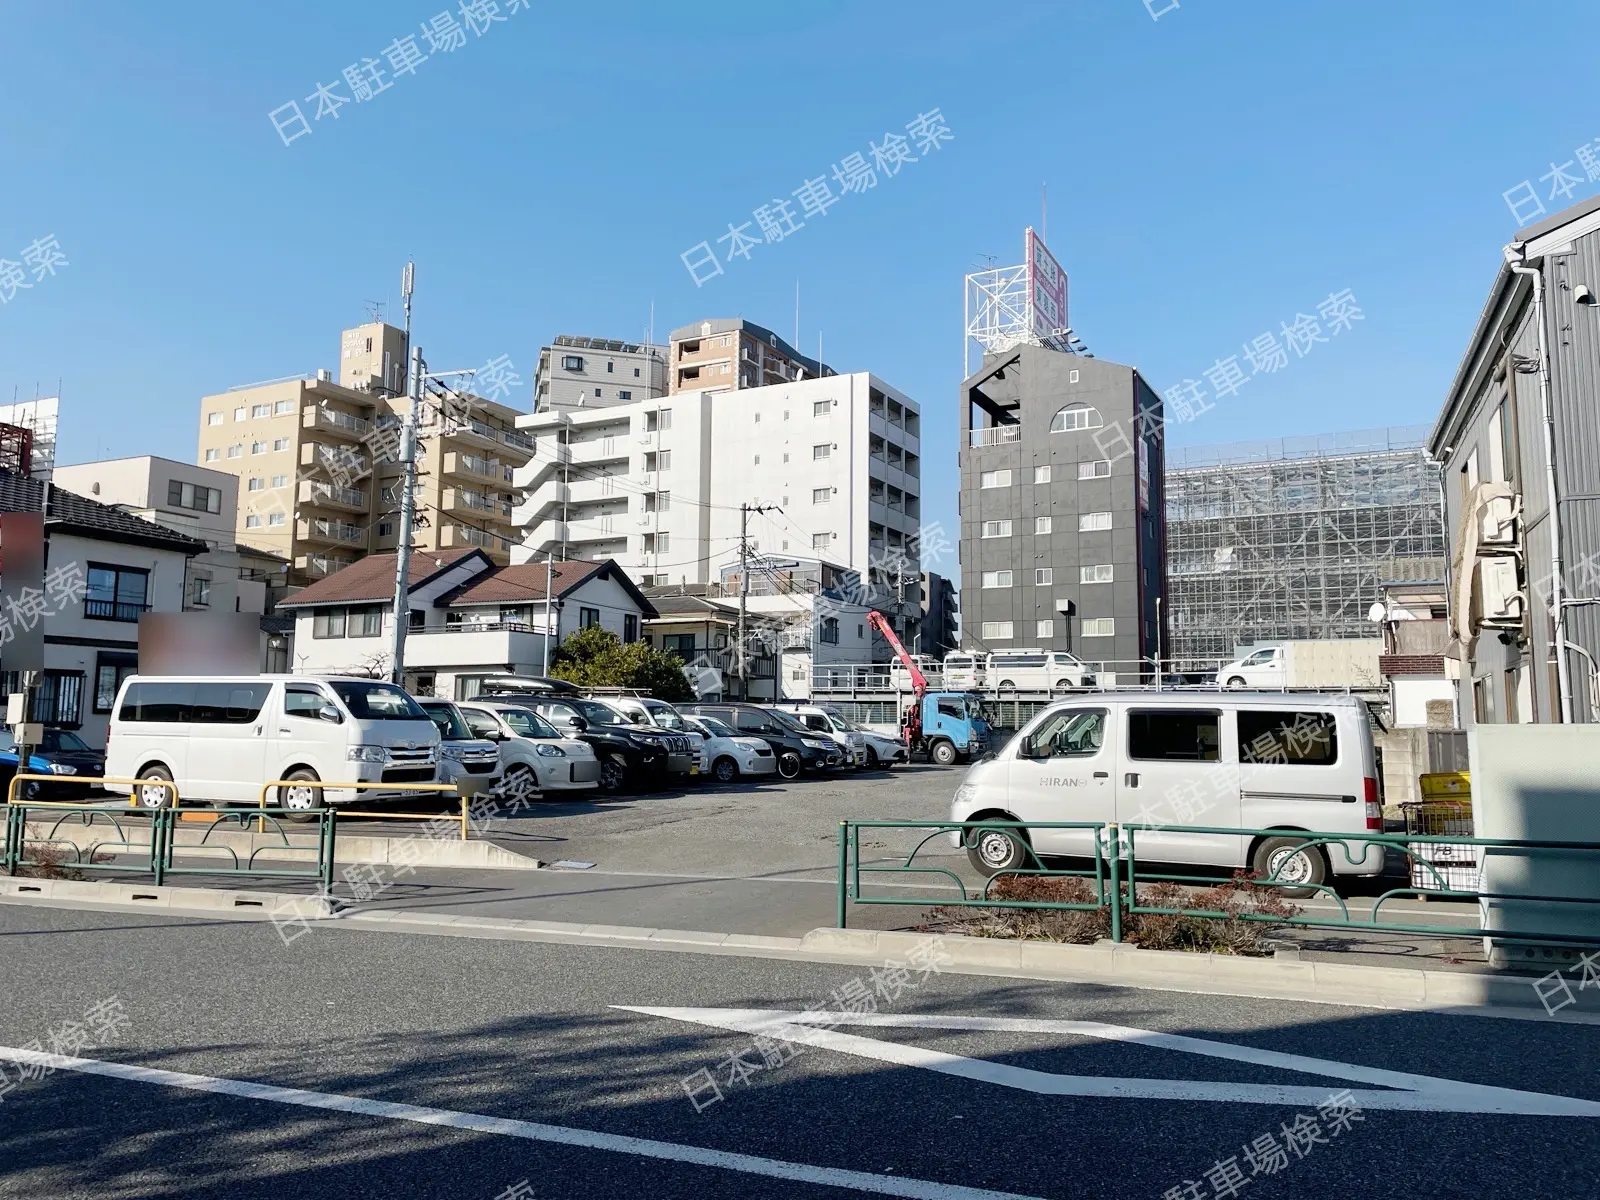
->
xmin=420 ymin=702 xmax=473 ymax=740
xmin=644 ymin=702 xmax=687 ymax=729
xmin=330 ymin=681 xmax=428 ymax=721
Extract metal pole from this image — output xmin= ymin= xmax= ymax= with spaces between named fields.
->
xmin=389 ymin=345 xmax=423 ymax=685
xmin=738 ymin=503 xmax=749 ymax=698
xmin=542 ymin=549 xmax=554 ymax=675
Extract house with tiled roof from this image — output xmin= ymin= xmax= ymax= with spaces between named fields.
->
xmin=278 ymin=549 xmax=656 ymax=698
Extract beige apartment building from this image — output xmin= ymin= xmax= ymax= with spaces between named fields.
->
xmin=197 ymin=322 xmax=531 ymax=587
xmin=668 ymin=318 xmax=834 ymax=394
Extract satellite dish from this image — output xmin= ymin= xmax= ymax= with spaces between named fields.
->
xmin=1367 ymin=603 xmax=1386 ymax=623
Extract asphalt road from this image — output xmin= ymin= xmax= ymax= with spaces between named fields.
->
xmin=1 ymin=903 xmax=1597 ymax=1199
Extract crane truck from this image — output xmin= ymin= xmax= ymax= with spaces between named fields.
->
xmin=865 ymin=611 xmax=993 ymax=765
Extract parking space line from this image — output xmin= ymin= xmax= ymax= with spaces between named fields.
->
xmin=0 ymin=1045 xmax=1046 ymax=1200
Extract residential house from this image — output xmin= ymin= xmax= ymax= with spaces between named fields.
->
xmin=640 ymin=591 xmax=780 ymax=701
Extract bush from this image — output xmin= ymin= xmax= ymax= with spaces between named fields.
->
xmin=923 ymin=871 xmax=1299 ymax=956
xmin=16 ymin=842 xmax=86 ymax=881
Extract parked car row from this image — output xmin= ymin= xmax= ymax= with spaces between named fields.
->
xmin=84 ymin=675 xmax=918 ymax=817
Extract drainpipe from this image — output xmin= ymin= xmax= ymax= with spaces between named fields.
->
xmin=1505 ymin=241 xmax=1573 ymax=722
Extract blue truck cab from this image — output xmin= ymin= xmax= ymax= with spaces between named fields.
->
xmin=908 ymin=691 xmax=992 ymax=765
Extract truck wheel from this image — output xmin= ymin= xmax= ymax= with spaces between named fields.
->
xmin=1226 ymin=676 xmax=1247 ymax=689
xmin=712 ymin=756 xmax=738 ymax=784
xmin=279 ymin=768 xmax=323 ymax=824
xmin=777 ymin=751 xmax=802 ymax=780
xmin=1252 ymin=835 xmax=1327 ymax=898
xmin=135 ymin=765 xmax=175 ymax=810
xmin=599 ymin=757 xmax=627 ymax=792
xmin=967 ymin=824 xmax=1030 ymax=876
xmin=931 ymin=740 xmax=958 ymax=766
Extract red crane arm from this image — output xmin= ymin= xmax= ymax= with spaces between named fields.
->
xmin=866 ymin=609 xmax=927 ymax=693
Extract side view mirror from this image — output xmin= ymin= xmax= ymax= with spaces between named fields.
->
xmin=318 ymin=704 xmax=343 ymax=724
xmin=629 ymin=713 xmax=646 ymax=724
xmin=568 ymin=716 xmax=588 ymax=732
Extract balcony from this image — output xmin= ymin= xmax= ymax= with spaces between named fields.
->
xmin=298 ymin=517 xmax=366 ymax=547
xmin=295 ymin=553 xmax=356 ymax=578
xmin=443 ymin=417 xmax=504 ymax=453
xmin=303 ymin=405 xmax=372 ymax=441
xmin=502 ymin=428 xmax=534 ymax=454
xmin=442 ymin=486 xmax=500 ymax=516
xmin=298 ymin=480 xmax=367 ymax=513
xmin=969 ymin=424 xmax=1021 ymax=448
xmin=303 ymin=441 xmax=369 ymax=479
xmin=443 ymin=451 xmax=501 ymax=485
xmin=441 ymin=522 xmax=513 ymax=557
xmin=84 ymin=598 xmax=151 ymax=622
xmin=403 ymin=625 xmax=551 ymax=671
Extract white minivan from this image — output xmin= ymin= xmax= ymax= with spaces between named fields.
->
xmin=105 ymin=675 xmax=440 ymax=813
xmin=985 ymin=649 xmax=1096 ymax=692
xmin=949 ymin=693 xmax=1383 ymax=895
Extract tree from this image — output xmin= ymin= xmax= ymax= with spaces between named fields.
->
xmin=549 ymin=624 xmax=693 ymax=702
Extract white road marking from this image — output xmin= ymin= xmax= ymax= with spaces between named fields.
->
xmin=0 ymin=1045 xmax=1044 ymax=1200
xmin=619 ymin=1007 xmax=1600 ymax=1117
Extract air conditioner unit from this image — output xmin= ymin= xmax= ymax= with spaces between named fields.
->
xmin=1475 ymin=556 xmax=1525 ymax=628
xmin=1480 ymin=494 xmax=1520 ymax=546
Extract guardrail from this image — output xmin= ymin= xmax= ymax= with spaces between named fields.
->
xmin=835 ymin=818 xmax=1600 ymax=950
xmin=256 ymin=779 xmax=485 ymax=840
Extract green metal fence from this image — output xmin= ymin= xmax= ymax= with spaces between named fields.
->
xmin=3 ymin=800 xmax=336 ymax=895
xmin=836 ymin=818 xmax=1600 ymax=949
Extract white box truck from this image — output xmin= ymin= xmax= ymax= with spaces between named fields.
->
xmin=1214 ymin=640 xmax=1382 ymax=690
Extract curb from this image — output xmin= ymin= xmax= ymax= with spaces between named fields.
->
xmin=0 ymin=875 xmax=336 ymax=918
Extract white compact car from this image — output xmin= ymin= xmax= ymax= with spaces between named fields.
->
xmin=416 ymin=699 xmax=504 ymax=794
xmin=683 ymin=715 xmax=778 ymax=783
xmin=457 ymin=701 xmax=602 ymax=798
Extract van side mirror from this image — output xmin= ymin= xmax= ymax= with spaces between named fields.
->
xmin=318 ymin=704 xmax=343 ymax=724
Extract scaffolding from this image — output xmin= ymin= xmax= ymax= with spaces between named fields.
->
xmin=1165 ymin=426 xmax=1445 ymax=669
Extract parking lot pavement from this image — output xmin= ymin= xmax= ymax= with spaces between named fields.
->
xmin=2 ymin=903 xmax=1598 ymax=1200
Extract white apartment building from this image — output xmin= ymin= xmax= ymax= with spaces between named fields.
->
xmin=512 ymin=372 xmax=923 ymax=597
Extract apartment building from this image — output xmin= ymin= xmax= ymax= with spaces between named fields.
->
xmin=668 ymin=318 xmax=833 ymax=395
xmin=959 ymin=344 xmax=1166 ymax=677
xmin=920 ymin=571 xmax=959 ymax=657
xmin=197 ymin=322 xmax=532 ymax=587
xmin=535 ymin=335 xmax=667 ymax=412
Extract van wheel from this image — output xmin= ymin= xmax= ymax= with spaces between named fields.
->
xmin=998 ymin=679 xmax=1016 ymax=693
xmin=777 ymin=751 xmax=802 ymax=780
xmin=1252 ymin=836 xmax=1326 ymax=898
xmin=931 ymin=740 xmax=958 ymax=766
xmin=599 ymin=757 xmax=627 ymax=792
xmin=967 ymin=823 xmax=1030 ymax=876
xmin=135 ymin=765 xmax=175 ymax=810
xmin=1054 ymin=678 xmax=1074 ymax=691
xmin=278 ymin=769 xmax=324 ymax=824
xmin=712 ymin=756 xmax=738 ymax=784
xmin=1226 ymin=676 xmax=1247 ymax=689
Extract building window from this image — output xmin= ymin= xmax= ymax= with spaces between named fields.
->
xmin=979 ymin=469 xmax=1012 ymax=488
xmin=981 ymin=621 xmax=1013 ymax=640
xmin=1081 ymin=564 xmax=1113 ymax=584
xmin=1034 ymin=465 xmax=1052 ymax=484
xmin=644 ymin=491 xmax=670 ymax=513
xmin=981 ymin=570 xmax=1013 ymax=588
xmin=606 ymin=361 xmax=614 ymax=373
xmin=190 ymin=576 xmax=211 ymax=607
xmin=168 ymin=480 xmax=222 ymax=513
xmin=656 ymin=449 xmax=671 ymax=471
xmin=642 ymin=532 xmax=669 ymax=553
xmin=251 ymin=404 xmax=270 ymax=418
xmin=312 ymin=609 xmax=347 ymax=639
xmin=249 ymin=441 xmax=265 ymax=455
xmin=11 ymin=670 xmax=86 ymax=729
xmin=247 ymin=478 xmax=264 ymax=492
xmin=812 ymin=487 xmax=831 ymax=504
xmin=1082 ymin=618 xmax=1115 ymax=638
xmin=814 ymin=400 xmax=831 ymax=417
xmin=274 ymin=399 xmax=293 ymax=414
xmin=244 ymin=514 xmax=261 ymax=528
xmin=1052 ymin=404 xmax=1103 ymax=432
xmin=812 ymin=532 xmax=832 ymax=551
xmin=813 ymin=443 xmax=831 ymax=460
xmin=1035 ymin=516 xmax=1052 ymax=535
xmin=1080 ymin=511 xmax=1113 ymax=531
xmin=580 ymin=606 xmax=600 ymax=628
xmin=227 ymin=445 xmax=242 ymax=459
xmin=273 ymin=437 xmax=289 ymax=451
xmin=85 ymin=564 xmax=150 ymax=621
xmin=267 ymin=512 xmax=285 ymax=526
xmin=562 ymin=355 xmax=584 ymax=371
xmin=634 ymin=367 xmax=641 ymax=377
xmin=821 ymin=617 xmax=840 ymax=644
xmin=207 ymin=412 xmax=223 ymax=426
xmin=618 ymin=390 xmax=632 ymax=401
xmin=271 ymin=474 xmax=287 ymax=488
xmin=623 ymin=614 xmax=639 ymax=642
xmin=981 ymin=520 xmax=1012 ymax=538
xmin=593 ymin=388 xmax=602 ymax=397
xmin=1079 ymin=459 xmax=1112 ymax=479
xmin=203 ymin=448 xmax=220 ymax=462
xmin=1069 ymin=369 xmax=1080 ymax=383
xmin=93 ymin=652 xmax=138 ymax=714
xmin=348 ymin=606 xmax=383 ymax=637
xmin=1036 ymin=619 xmax=1054 ymax=638
xmin=1035 ymin=568 xmax=1053 ymax=586
xmin=234 ymin=406 xmax=246 ymax=421
xmin=378 ymin=521 xmax=393 ymax=536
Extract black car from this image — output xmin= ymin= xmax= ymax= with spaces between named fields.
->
xmin=679 ymin=703 xmax=842 ymax=780
xmin=484 ymin=695 xmax=695 ymax=792
xmin=0 ymin=727 xmax=104 ymax=799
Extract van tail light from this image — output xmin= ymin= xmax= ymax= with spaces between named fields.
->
xmin=1363 ymin=777 xmax=1382 ymax=830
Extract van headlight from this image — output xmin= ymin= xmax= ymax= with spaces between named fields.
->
xmin=48 ymin=763 xmax=77 ymax=775
xmin=536 ymin=744 xmax=566 ymax=758
xmin=440 ymin=744 xmax=469 ymax=760
xmin=347 ymin=745 xmax=387 ymax=763
xmin=954 ymin=783 xmax=978 ymax=806
xmin=801 ymin=738 xmax=829 ymax=750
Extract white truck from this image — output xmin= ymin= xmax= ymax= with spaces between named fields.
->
xmin=1214 ymin=640 xmax=1382 ymax=690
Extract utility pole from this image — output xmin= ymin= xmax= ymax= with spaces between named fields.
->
xmin=737 ymin=503 xmax=780 ymax=697
xmin=541 ymin=549 xmax=555 ymax=676
xmin=389 ymin=343 xmax=423 ymax=685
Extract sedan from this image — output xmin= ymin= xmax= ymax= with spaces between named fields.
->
xmin=684 ymin=715 xmax=778 ymax=783
xmin=0 ymin=728 xmax=102 ymax=799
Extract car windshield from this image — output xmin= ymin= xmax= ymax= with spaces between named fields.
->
xmin=768 ymin=711 xmax=810 ymax=735
xmin=696 ymin=716 xmax=736 ymax=738
xmin=329 ymin=680 xmax=428 ymax=721
xmin=571 ymin=700 xmax=627 ymax=726
xmin=42 ymin=729 xmax=92 ymax=752
xmin=419 ymin=702 xmax=473 ymax=740
xmin=498 ymin=707 xmax=559 ymax=739
xmin=644 ymin=702 xmax=688 ymax=729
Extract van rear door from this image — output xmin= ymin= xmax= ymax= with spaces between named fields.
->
xmin=1237 ymin=706 xmax=1374 ymax=869
xmin=1116 ymin=707 xmax=1244 ymax=867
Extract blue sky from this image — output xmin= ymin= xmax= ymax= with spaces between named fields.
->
xmin=2 ymin=0 xmax=1597 ymax=566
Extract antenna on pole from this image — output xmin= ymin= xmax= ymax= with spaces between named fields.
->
xmin=1042 ymin=181 xmax=1047 ymax=242
xmin=794 ymin=279 xmax=800 ymax=353
xmin=401 ymin=261 xmax=415 ymax=346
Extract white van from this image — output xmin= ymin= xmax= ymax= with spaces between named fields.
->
xmin=949 ymin=692 xmax=1383 ymax=895
xmin=105 ymin=675 xmax=440 ymax=813
xmin=942 ymin=652 xmax=982 ymax=689
xmin=985 ymin=649 xmax=1095 ymax=692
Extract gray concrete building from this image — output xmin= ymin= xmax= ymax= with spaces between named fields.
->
xmin=669 ymin=318 xmax=832 ymax=395
xmin=1431 ymin=195 xmax=1600 ymax=725
xmin=534 ymin=336 xmax=668 ymax=412
xmin=920 ymin=571 xmax=958 ymax=657
xmin=959 ymin=345 xmax=1166 ymax=676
